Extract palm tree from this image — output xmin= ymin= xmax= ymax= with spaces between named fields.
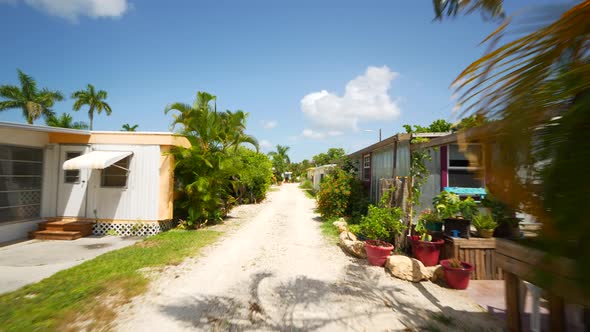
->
xmin=121 ymin=123 xmax=139 ymax=131
xmin=71 ymin=84 xmax=112 ymax=130
xmin=437 ymin=0 xmax=590 ymax=292
xmin=0 ymin=69 xmax=64 ymax=124
xmin=46 ymin=113 xmax=88 ymax=130
xmin=268 ymin=144 xmax=290 ymax=178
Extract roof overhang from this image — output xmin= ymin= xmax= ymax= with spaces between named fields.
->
xmin=63 ymin=151 xmax=132 ymax=170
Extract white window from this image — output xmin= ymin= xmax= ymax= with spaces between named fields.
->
xmin=101 ymin=156 xmax=130 ymax=188
xmin=0 ymin=145 xmax=43 ymax=223
xmin=448 ymin=144 xmax=484 ymax=188
xmin=363 ymin=154 xmax=371 ymax=181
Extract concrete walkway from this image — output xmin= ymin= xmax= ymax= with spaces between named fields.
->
xmin=0 ymin=236 xmax=140 ymax=294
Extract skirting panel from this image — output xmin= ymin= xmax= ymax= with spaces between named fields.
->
xmin=92 ymin=220 xmax=176 ymax=236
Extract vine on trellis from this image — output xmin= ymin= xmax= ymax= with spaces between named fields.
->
xmin=409 ymin=137 xmax=432 ymax=214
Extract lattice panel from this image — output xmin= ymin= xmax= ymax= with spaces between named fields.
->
xmin=93 ymin=220 xmax=176 ymax=237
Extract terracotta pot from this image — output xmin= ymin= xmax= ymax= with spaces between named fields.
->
xmin=478 ymin=229 xmax=494 ymax=238
xmin=365 ymin=240 xmax=394 ymax=266
xmin=440 ymin=259 xmax=474 ymax=290
xmin=412 ymin=239 xmax=444 ymax=266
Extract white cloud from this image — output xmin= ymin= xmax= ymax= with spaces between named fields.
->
xmin=301 ymin=129 xmax=343 ymax=140
xmin=259 ymin=139 xmax=272 ymax=150
xmin=261 ymin=120 xmax=277 ymax=129
xmin=22 ymin=0 xmax=129 ymax=21
xmin=300 ymin=66 xmax=401 ymax=132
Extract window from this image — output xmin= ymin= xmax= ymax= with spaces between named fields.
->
xmin=0 ymin=145 xmax=43 ymax=223
xmin=101 ymin=156 xmax=130 ymax=188
xmin=64 ymin=152 xmax=81 ymax=183
xmin=363 ymin=154 xmax=371 ymax=181
xmin=448 ymin=144 xmax=484 ymax=188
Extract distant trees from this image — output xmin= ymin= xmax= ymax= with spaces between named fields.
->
xmin=46 ymin=113 xmax=88 ymax=130
xmin=71 ymin=84 xmax=112 ymax=130
xmin=268 ymin=144 xmax=290 ymax=180
xmin=0 ymin=69 xmax=64 ymax=124
xmin=312 ymin=148 xmax=346 ymax=166
xmin=121 ymin=123 xmax=139 ymax=131
xmin=403 ymin=119 xmax=452 ymax=134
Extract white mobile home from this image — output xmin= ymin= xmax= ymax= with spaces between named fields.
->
xmin=0 ymin=122 xmax=189 ymax=243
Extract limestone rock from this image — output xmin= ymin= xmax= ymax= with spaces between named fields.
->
xmin=338 ymin=232 xmax=366 ymax=258
xmin=426 ymin=265 xmax=445 ymax=282
xmin=385 ymin=255 xmax=430 ymax=282
xmin=333 ymin=218 xmax=347 ymax=228
xmin=339 ymin=231 xmax=357 ymax=242
xmin=337 ymin=224 xmax=348 ymax=233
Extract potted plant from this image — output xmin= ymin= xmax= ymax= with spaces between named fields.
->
xmin=433 ymin=191 xmax=478 ymax=239
xmin=472 ymin=214 xmax=497 ymax=238
xmin=440 ymin=258 xmax=474 ymax=289
xmin=419 ymin=208 xmax=443 ymax=232
xmin=358 ymin=192 xmax=405 ymax=266
xmin=481 ymin=194 xmax=522 ymax=239
xmin=411 ymin=210 xmax=444 ymax=266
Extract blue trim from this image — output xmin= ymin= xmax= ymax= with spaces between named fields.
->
xmin=443 ymin=187 xmax=486 ymax=197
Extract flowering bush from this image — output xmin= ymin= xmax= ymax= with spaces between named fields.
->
xmin=316 ymin=169 xmax=352 ymax=219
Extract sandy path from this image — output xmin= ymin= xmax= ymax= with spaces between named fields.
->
xmin=115 ymin=184 xmax=502 ymax=331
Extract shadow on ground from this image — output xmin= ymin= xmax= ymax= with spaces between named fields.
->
xmin=158 ymin=261 xmax=503 ymax=331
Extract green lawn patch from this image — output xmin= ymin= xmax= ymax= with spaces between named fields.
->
xmin=319 ymin=218 xmax=340 ymax=243
xmin=0 ymin=229 xmax=221 ymax=331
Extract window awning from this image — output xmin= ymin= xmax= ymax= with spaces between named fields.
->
xmin=63 ymin=151 xmax=132 ymax=170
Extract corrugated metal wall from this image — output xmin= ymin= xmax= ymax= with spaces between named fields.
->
xmin=86 ymin=144 xmax=160 ymax=221
xmin=371 ymin=147 xmax=394 ymax=202
xmin=395 ymin=140 xmax=411 ymax=177
xmin=417 ymin=147 xmax=441 ymax=213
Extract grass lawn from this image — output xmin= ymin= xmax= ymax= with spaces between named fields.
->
xmin=319 ymin=218 xmax=340 ymax=243
xmin=0 ymin=229 xmax=221 ymax=331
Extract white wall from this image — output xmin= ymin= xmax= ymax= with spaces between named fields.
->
xmin=86 ymin=145 xmax=160 ymax=221
xmin=41 ymin=144 xmax=59 ymax=218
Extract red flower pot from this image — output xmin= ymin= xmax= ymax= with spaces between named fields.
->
xmin=412 ymin=239 xmax=444 ymax=267
xmin=440 ymin=259 xmax=474 ymax=289
xmin=365 ymin=240 xmax=394 ymax=266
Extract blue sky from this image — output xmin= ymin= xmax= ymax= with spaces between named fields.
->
xmin=0 ymin=0 xmax=563 ymax=161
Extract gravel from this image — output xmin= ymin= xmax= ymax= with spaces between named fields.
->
xmin=114 ymin=183 xmax=503 ymax=331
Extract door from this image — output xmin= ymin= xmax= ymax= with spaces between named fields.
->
xmin=57 ymin=146 xmax=89 ymax=217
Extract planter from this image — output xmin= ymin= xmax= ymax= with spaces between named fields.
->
xmin=365 ymin=240 xmax=394 ymax=266
xmin=444 ymin=218 xmax=471 ymax=239
xmin=493 ymin=221 xmax=520 ymax=238
xmin=441 ymin=259 xmax=474 ymax=289
xmin=425 ymin=222 xmax=443 ymax=232
xmin=412 ymin=239 xmax=444 ymax=266
xmin=478 ymin=229 xmax=494 ymax=238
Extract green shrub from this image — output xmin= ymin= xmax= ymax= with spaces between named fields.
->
xmin=235 ymin=148 xmax=273 ymax=203
xmin=316 ymin=169 xmax=352 ymax=219
xmin=357 ymin=192 xmax=405 ymax=244
xmin=299 ymin=179 xmax=313 ymax=190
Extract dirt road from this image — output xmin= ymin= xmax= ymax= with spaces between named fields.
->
xmin=115 ymin=183 xmax=501 ymax=331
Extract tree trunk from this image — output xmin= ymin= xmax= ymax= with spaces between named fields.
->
xmin=89 ymin=107 xmax=94 ymax=130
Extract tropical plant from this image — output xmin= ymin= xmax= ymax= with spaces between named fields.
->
xmin=121 ymin=123 xmax=138 ymax=131
xmin=358 ymin=191 xmax=405 ymax=244
xmin=472 ymin=214 xmax=497 ymax=231
xmin=71 ymin=84 xmax=112 ymax=130
xmin=433 ymin=191 xmax=478 ymax=219
xmin=45 ymin=113 xmax=88 ymax=130
xmin=403 ymin=119 xmax=453 ymax=134
xmin=432 ymin=0 xmax=504 ymax=21
xmin=440 ymin=0 xmax=590 ymax=290
xmin=165 ymin=91 xmax=259 ymax=227
xmin=0 ymin=69 xmax=64 ymax=124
